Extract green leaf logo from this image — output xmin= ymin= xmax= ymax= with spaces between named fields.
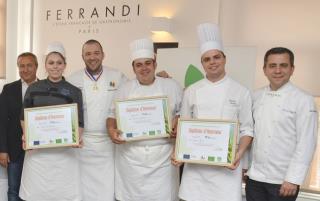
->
xmin=184 ymin=64 xmax=204 ymax=88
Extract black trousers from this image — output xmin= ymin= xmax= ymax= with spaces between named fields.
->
xmin=245 ymin=178 xmax=299 ymax=201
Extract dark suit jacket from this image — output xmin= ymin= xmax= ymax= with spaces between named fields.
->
xmin=0 ymin=80 xmax=24 ymax=162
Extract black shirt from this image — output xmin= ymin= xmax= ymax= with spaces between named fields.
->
xmin=22 ymin=78 xmax=84 ymax=127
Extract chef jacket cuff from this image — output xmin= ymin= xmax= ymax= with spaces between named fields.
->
xmin=285 ymin=163 xmax=309 ymax=185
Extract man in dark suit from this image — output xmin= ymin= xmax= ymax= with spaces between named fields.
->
xmin=0 ymin=52 xmax=38 ymax=201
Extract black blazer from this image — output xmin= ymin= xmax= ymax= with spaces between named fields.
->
xmin=0 ymin=80 xmax=24 ymax=162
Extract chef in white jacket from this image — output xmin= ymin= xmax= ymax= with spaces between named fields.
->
xmin=107 ymin=38 xmax=182 ymax=201
xmin=68 ymin=39 xmax=127 ymax=201
xmin=246 ymin=47 xmax=318 ymax=201
xmin=176 ymin=23 xmax=254 ymax=201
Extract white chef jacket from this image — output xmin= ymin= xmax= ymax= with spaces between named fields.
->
xmin=247 ymin=82 xmax=318 ymax=185
xmin=68 ymin=66 xmax=127 ymax=201
xmin=108 ymin=77 xmax=182 ymax=201
xmin=68 ymin=66 xmax=127 ymax=134
xmin=179 ymin=76 xmax=253 ymax=201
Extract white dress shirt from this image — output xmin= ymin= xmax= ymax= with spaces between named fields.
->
xmin=21 ymin=78 xmax=37 ymax=101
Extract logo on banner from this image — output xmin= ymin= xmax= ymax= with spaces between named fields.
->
xmin=45 ymin=2 xmax=142 ymax=34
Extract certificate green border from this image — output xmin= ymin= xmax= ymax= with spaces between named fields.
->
xmin=115 ymin=96 xmax=171 ymax=141
xmin=24 ymin=103 xmax=79 ymax=149
xmin=175 ymin=118 xmax=238 ymax=166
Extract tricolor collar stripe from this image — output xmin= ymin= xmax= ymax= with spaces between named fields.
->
xmin=85 ymin=68 xmax=103 ymax=81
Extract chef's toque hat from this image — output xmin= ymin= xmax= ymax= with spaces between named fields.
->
xmin=130 ymin=38 xmax=154 ymax=61
xmin=197 ymin=23 xmax=223 ymax=55
xmin=45 ymin=41 xmax=66 ymax=58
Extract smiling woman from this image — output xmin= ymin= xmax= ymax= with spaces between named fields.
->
xmin=18 ymin=42 xmax=84 ymax=201
xmin=45 ymin=52 xmax=66 ymax=82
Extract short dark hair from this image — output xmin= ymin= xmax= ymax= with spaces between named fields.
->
xmin=82 ymin=39 xmax=104 ymax=53
xmin=131 ymin=58 xmax=156 ymax=67
xmin=17 ymin=52 xmax=38 ymax=67
xmin=264 ymin=47 xmax=294 ymax=67
xmin=200 ymin=50 xmax=226 ymax=63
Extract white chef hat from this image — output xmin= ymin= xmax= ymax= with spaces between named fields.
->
xmin=130 ymin=38 xmax=154 ymax=61
xmin=197 ymin=23 xmax=223 ymax=55
xmin=45 ymin=41 xmax=66 ymax=58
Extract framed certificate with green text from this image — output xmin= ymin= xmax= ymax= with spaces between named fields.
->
xmin=24 ymin=103 xmax=79 ymax=149
xmin=115 ymin=96 xmax=171 ymax=141
xmin=175 ymin=119 xmax=238 ymax=166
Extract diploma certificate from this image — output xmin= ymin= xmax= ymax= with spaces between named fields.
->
xmin=24 ymin=103 xmax=79 ymax=149
xmin=175 ymin=119 xmax=238 ymax=166
xmin=115 ymin=96 xmax=171 ymax=141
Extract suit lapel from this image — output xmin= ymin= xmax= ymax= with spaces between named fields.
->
xmin=14 ymin=79 xmax=23 ymax=104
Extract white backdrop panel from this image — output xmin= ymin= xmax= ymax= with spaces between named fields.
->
xmin=32 ymin=0 xmax=219 ymax=79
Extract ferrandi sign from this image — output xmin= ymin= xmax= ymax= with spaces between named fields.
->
xmin=32 ymin=0 xmax=220 ymax=79
xmin=45 ymin=3 xmax=142 ymax=34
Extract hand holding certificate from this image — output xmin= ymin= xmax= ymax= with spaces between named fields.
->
xmin=115 ymin=96 xmax=171 ymax=141
xmin=24 ymin=103 xmax=80 ymax=149
xmin=175 ymin=119 xmax=238 ymax=166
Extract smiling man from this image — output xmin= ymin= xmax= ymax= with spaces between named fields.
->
xmin=107 ymin=38 xmax=182 ymax=201
xmin=246 ymin=47 xmax=318 ymax=201
xmin=67 ymin=39 xmax=128 ymax=201
xmin=177 ymin=23 xmax=254 ymax=201
xmin=0 ymin=52 xmax=38 ymax=201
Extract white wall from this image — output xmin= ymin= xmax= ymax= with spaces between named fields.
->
xmin=219 ymin=0 xmax=320 ymax=96
xmin=5 ymin=0 xmax=18 ymax=83
xmin=31 ymin=0 xmax=219 ymax=79
xmin=157 ymin=46 xmax=257 ymax=90
xmin=0 ymin=79 xmax=4 ymax=92
xmin=5 ymin=0 xmax=320 ymax=96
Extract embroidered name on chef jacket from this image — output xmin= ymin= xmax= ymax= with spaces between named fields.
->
xmin=282 ymin=108 xmax=296 ymax=114
xmin=107 ymin=81 xmax=117 ymax=91
xmin=228 ymin=99 xmax=238 ymax=106
xmin=266 ymin=91 xmax=281 ymax=97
